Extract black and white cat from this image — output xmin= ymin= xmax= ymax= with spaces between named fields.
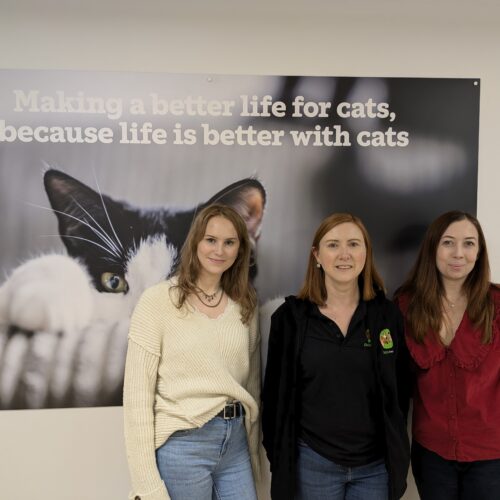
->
xmin=0 ymin=169 xmax=266 ymax=409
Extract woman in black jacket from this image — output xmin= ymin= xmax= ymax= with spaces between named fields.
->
xmin=262 ymin=213 xmax=410 ymax=500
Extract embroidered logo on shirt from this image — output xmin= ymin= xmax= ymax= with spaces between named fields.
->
xmin=379 ymin=328 xmax=394 ymax=350
xmin=363 ymin=329 xmax=372 ymax=347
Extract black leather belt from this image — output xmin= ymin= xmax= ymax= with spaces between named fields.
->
xmin=216 ymin=401 xmax=245 ymax=419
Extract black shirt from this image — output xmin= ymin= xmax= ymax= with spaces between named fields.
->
xmin=299 ymin=300 xmax=384 ymax=466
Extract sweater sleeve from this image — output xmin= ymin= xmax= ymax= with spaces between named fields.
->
xmin=123 ymin=287 xmax=170 ymax=500
xmin=245 ymin=309 xmax=262 ymax=479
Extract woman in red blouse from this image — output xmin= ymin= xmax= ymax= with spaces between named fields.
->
xmin=396 ymin=210 xmax=500 ymax=500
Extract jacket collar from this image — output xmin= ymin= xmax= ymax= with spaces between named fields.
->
xmin=284 ymin=283 xmax=386 ymax=317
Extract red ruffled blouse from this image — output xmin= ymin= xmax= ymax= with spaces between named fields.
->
xmin=398 ymin=287 xmax=500 ymax=462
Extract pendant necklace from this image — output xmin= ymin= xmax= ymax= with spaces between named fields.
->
xmin=444 ymin=294 xmax=464 ymax=309
xmin=445 ymin=297 xmax=456 ymax=308
xmin=195 ymin=286 xmax=224 ymax=308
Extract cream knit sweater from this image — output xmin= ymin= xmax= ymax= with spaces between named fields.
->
xmin=123 ymin=279 xmax=261 ymax=500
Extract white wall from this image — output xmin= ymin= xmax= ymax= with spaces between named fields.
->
xmin=1 ymin=1 xmax=499 ymax=498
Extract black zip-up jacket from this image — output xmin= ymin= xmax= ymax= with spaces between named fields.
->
xmin=262 ymin=293 xmax=411 ymax=500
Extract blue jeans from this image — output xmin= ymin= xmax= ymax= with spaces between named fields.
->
xmin=296 ymin=440 xmax=389 ymax=500
xmin=155 ymin=415 xmax=257 ymax=500
xmin=411 ymin=441 xmax=500 ymax=500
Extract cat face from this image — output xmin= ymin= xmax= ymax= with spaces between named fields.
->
xmin=44 ymin=169 xmax=266 ymax=295
xmin=0 ymin=171 xmax=266 ymax=409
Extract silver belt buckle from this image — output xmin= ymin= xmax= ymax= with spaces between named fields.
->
xmin=223 ymin=402 xmax=237 ymax=419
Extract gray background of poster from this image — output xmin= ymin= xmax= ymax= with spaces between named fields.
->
xmin=0 ymin=72 xmax=479 ymax=299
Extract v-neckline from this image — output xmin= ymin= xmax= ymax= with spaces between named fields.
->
xmin=440 ymin=309 xmax=467 ymax=347
xmin=189 ymin=296 xmax=233 ymax=320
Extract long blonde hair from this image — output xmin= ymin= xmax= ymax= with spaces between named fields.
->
xmin=172 ymin=204 xmax=257 ymax=324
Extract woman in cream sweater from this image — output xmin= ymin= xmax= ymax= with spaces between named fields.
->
xmin=124 ymin=204 xmax=260 ymax=500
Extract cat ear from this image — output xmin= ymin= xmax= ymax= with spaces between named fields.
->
xmin=43 ymin=169 xmax=119 ymax=255
xmin=204 ymin=178 xmax=266 ymax=244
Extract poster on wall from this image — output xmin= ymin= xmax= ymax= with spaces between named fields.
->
xmin=0 ymin=70 xmax=479 ymax=410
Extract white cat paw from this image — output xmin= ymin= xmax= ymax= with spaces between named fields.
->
xmin=0 ymin=254 xmax=94 ymax=333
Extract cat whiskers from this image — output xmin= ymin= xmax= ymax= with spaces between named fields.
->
xmin=92 ymin=172 xmax=124 ymax=252
xmin=28 ymin=203 xmax=122 ymax=259
xmin=40 ymin=234 xmax=121 ymax=259
xmin=69 ymin=196 xmax=122 ymax=257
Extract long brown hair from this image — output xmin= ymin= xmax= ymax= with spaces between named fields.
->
xmin=396 ymin=210 xmax=493 ymax=343
xmin=298 ymin=213 xmax=385 ymax=305
xmin=172 ymin=204 xmax=257 ymax=324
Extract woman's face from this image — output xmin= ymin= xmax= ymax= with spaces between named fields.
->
xmin=313 ymin=222 xmax=367 ymax=288
xmin=435 ymin=219 xmax=479 ymax=285
xmin=196 ymin=216 xmax=240 ymax=281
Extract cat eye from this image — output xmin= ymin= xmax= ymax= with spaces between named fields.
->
xmin=101 ymin=272 xmax=129 ymax=293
